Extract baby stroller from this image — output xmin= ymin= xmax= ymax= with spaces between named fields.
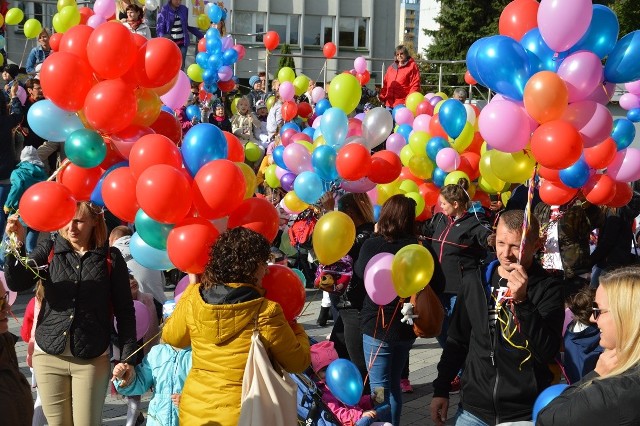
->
xmin=292 ymin=370 xmax=342 ymax=426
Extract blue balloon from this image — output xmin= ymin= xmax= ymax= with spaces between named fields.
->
xmin=396 ymin=124 xmax=413 ymax=142
xmin=204 ymin=83 xmax=218 ymax=94
xmin=438 ymin=99 xmax=467 ymax=138
xmin=181 ymin=123 xmax=228 ymax=176
xmin=532 ymin=384 xmax=568 ymax=422
xmin=312 ymin=145 xmax=338 ymax=181
xmin=281 ymin=121 xmax=301 ymax=134
xmin=604 ymin=31 xmax=640 ymax=83
xmin=611 ymin=118 xmax=636 ymax=150
xmin=161 ymin=105 xmax=174 ymax=114
xmin=559 ymin=157 xmax=590 ymax=189
xmin=302 ymin=127 xmax=316 ymax=139
xmin=320 ymin=107 xmax=349 ymax=149
xmin=222 ymin=48 xmax=238 ymax=66
xmin=392 ymin=104 xmax=406 ymax=121
xmin=520 ymin=28 xmax=567 ymax=72
xmin=373 ymin=205 xmax=381 ymax=222
xmin=272 ymin=145 xmax=287 ymax=170
xmin=432 ymin=167 xmax=447 ymax=188
xmin=27 ymin=99 xmax=84 ymax=141
xmin=202 ymin=67 xmax=219 ymax=85
xmin=325 ymin=359 xmax=363 ymax=406
xmin=315 ymin=99 xmax=331 ymax=116
xmin=207 ymin=53 xmax=223 ymax=71
xmin=185 ymin=105 xmax=201 ymax=121
xmin=466 ymin=38 xmax=488 ymax=87
xmin=426 ymin=137 xmax=450 ymax=161
xmin=196 ymin=52 xmax=209 ymax=68
xmin=475 ymin=35 xmax=531 ymax=100
xmin=205 ymin=27 xmax=221 ymax=41
xmin=570 ymin=5 xmax=619 ymax=59
xmin=129 ymin=233 xmax=175 ymax=271
xmin=627 ymin=108 xmax=640 ymax=123
xmin=205 ymin=36 xmax=222 ymax=55
xmin=207 ymin=5 xmax=223 ymax=23
xmin=294 ymin=171 xmax=325 ymax=204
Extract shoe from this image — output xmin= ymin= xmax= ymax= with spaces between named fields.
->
xmin=135 ymin=412 xmax=145 ymax=425
xmin=316 ymin=306 xmax=331 ymax=327
xmin=450 ymin=375 xmax=461 ymax=394
xmin=400 ymin=378 xmax=413 ymax=393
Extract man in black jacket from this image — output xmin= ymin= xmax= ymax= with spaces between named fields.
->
xmin=430 ymin=209 xmax=565 ymax=425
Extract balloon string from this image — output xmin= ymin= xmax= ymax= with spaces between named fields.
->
xmin=119 ymin=329 xmax=164 ymax=365
xmin=19 ymin=39 xmax=29 ymax=69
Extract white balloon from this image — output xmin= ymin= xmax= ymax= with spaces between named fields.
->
xmin=362 ymin=107 xmax=393 ymax=149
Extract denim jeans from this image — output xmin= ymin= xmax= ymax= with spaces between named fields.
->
xmin=436 ymin=293 xmax=458 ymax=348
xmin=455 ymin=408 xmax=489 ymax=426
xmin=362 ymin=334 xmax=414 ymax=426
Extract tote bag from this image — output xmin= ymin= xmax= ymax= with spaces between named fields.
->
xmin=238 ymin=330 xmax=297 ymax=426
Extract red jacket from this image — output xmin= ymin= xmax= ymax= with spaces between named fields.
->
xmin=379 ymin=57 xmax=421 ymax=108
xmin=20 ymin=297 xmax=35 ymax=343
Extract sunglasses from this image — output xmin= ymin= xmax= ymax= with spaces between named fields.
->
xmin=592 ymin=304 xmax=610 ymax=320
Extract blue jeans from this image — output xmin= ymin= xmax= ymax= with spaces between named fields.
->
xmin=362 ymin=334 xmax=414 ymax=426
xmin=436 ymin=293 xmax=457 ymax=348
xmin=455 ymin=408 xmax=489 ymax=426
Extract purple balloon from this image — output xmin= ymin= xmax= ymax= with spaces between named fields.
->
xmin=221 ymin=34 xmax=234 ymax=50
xmin=281 ymin=172 xmax=296 ymax=191
xmin=429 ymin=96 xmax=443 ymax=107
xmin=364 ymin=252 xmax=397 ymax=305
xmin=557 ymin=51 xmax=604 ymax=103
xmin=114 ymin=300 xmax=150 ymax=341
xmin=87 ymin=14 xmax=106 ymax=28
xmin=340 ymin=177 xmax=376 ymax=193
xmin=386 ymin=133 xmax=407 ymax=155
xmin=217 ymin=65 xmax=233 ymax=82
xmin=174 ymin=275 xmax=191 ymax=303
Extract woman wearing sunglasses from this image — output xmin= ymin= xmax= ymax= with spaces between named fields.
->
xmin=537 ymin=267 xmax=640 ymax=425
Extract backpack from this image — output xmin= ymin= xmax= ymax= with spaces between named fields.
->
xmin=410 ymin=286 xmax=444 ymax=338
xmin=314 ymin=255 xmax=353 ymax=296
xmin=288 ymin=208 xmax=319 ymax=250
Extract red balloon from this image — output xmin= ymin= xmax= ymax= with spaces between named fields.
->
xmin=323 ymin=42 xmax=337 ymax=59
xmin=416 ymin=100 xmax=434 ymax=116
xmin=460 ymin=152 xmax=480 ymax=180
xmin=464 ymin=70 xmax=477 ymax=85
xmin=282 ymin=101 xmax=298 ymax=122
xmin=232 ymin=44 xmax=246 ymax=61
xmin=336 ymin=143 xmax=372 ymax=181
xmin=416 ymin=206 xmax=433 ymax=221
xmin=356 ymin=70 xmax=370 ymax=86
xmin=582 ymin=173 xmax=616 ymax=205
xmin=49 ymin=32 xmax=63 ymax=52
xmin=87 ymin=21 xmax=136 ymax=79
xmin=223 ymin=131 xmax=245 ymax=162
xmin=297 ymin=102 xmax=313 ymax=119
xmin=83 ymin=79 xmax=137 ymax=135
xmin=137 ymin=165 xmax=192 ymax=224
xmin=291 ymin=132 xmax=312 ymax=144
xmin=227 ymin=198 xmax=280 ymax=242
xmin=538 ymin=165 xmax=561 ymax=182
xmin=261 ymin=264 xmax=305 ymax=321
xmin=197 ymin=37 xmax=206 ymax=53
xmin=40 ymin=52 xmax=94 ymax=112
xmin=129 ymin=134 xmax=182 ymax=179
xmin=192 ymin=160 xmax=246 ymax=219
xmin=608 ymin=181 xmax=632 ymax=208
xmin=78 ymin=6 xmax=94 ymax=25
xmin=150 ymin=111 xmax=182 ymax=144
xmin=584 ymin=137 xmax=617 ymax=170
xmin=19 ymin=182 xmax=77 ymax=232
xmin=539 ymin=179 xmax=578 ymax=206
xmin=102 ymin=167 xmax=139 ymax=222
xmin=499 ymin=0 xmax=540 ymax=41
xmin=530 ymin=120 xmax=583 ymax=169
xmin=167 ymin=217 xmax=220 ymax=274
xmin=263 ymin=31 xmax=280 ymax=51
xmin=58 ymin=164 xmax=103 ymax=201
xmin=419 ymin=182 xmax=440 ymax=206
xmin=429 ymin=114 xmax=449 ymax=139
xmin=280 ymin=128 xmax=298 ymax=146
xmin=472 ymin=190 xmax=491 ymax=208
xmin=59 ymin=25 xmax=93 ymax=62
xmin=466 ymin=131 xmax=484 ymax=154
xmin=109 ymin=124 xmax=155 ymax=159
xmin=399 ymin=166 xmax=423 ymax=186
xmin=369 ymin=151 xmax=402 ymax=184
xmin=218 ymin=79 xmax=235 ymax=92
xmin=100 ymin=140 xmax=125 ymax=169
xmin=135 ymin=38 xmax=182 ymax=88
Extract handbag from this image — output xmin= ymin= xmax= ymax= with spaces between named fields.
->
xmin=238 ymin=327 xmax=297 ymax=426
xmin=410 ymin=286 xmax=445 ymax=338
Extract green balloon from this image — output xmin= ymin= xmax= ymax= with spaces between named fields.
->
xmin=244 ymin=142 xmax=262 ymax=162
xmin=64 ymin=129 xmax=107 ymax=168
xmin=135 ymin=209 xmax=174 ymax=250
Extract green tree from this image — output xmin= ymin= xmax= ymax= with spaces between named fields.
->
xmin=274 ymin=44 xmax=296 ymax=82
xmin=594 ymin=0 xmax=640 ymax=37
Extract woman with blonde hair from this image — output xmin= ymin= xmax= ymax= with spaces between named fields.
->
xmin=537 ymin=267 xmax=640 ymax=425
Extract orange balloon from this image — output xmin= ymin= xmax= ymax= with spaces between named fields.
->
xmin=524 ymin=71 xmax=569 ymax=124
xmin=132 ymin=87 xmax=162 ymax=127
xmin=499 ymin=0 xmax=540 ymax=41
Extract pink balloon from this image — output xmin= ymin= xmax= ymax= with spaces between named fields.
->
xmin=281 ymin=128 xmax=297 ymax=146
xmin=16 ymin=86 xmax=26 ymax=105
xmin=279 ymin=81 xmax=295 ymax=101
xmin=394 ymin=107 xmax=414 ymax=126
xmin=340 ymin=177 xmax=376 ymax=193
xmin=174 ymin=275 xmax=191 ymax=303
xmin=0 ymin=271 xmax=16 ymax=306
xmin=366 ymin=187 xmax=378 ymax=205
xmin=347 ymin=118 xmax=363 ymax=138
xmin=93 ymin=0 xmax=115 ymax=18
xmin=232 ymin=44 xmax=246 ymax=61
xmin=435 ymin=147 xmax=461 ymax=172
xmin=311 ymin=86 xmax=326 ymax=103
xmin=537 ymin=0 xmax=592 ymax=52
xmin=478 ymin=100 xmax=531 ymax=153
xmin=275 ymin=165 xmax=289 ymax=180
xmin=562 ymin=101 xmax=613 ymax=148
xmin=608 ymin=148 xmax=640 ymax=183
xmin=624 ymin=80 xmax=640 ymax=96
xmin=354 ymin=56 xmax=367 ymax=74
xmin=217 ymin=65 xmax=233 ymax=82
xmin=557 ymin=51 xmax=603 ymax=103
xmin=386 ymin=133 xmax=407 ymax=155
xmin=619 ymin=93 xmax=640 ymax=111
xmin=87 ymin=15 xmax=106 ymax=28
xmin=364 ymin=252 xmax=397 ymax=305
xmin=160 ymin=71 xmax=190 ymax=110
xmin=283 ymin=143 xmax=312 ymax=174
xmin=114 ymin=300 xmax=150 ymax=341
xmin=584 ymin=82 xmax=615 ymax=105
xmin=425 ymin=92 xmax=435 ymax=100
xmin=412 ymin=114 xmax=432 ymax=133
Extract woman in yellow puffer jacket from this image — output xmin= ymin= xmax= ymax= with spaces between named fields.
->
xmin=162 ymin=227 xmax=311 ymax=425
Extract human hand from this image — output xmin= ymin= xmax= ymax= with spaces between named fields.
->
xmin=430 ymin=397 xmax=449 ymax=426
xmin=362 ymin=410 xmax=376 ymax=419
xmin=10 ymin=84 xmax=18 ymax=98
xmin=595 ymin=348 xmax=618 ymax=377
xmin=171 ymin=393 xmax=181 ymax=407
xmin=112 ymin=363 xmax=134 ymax=386
xmin=5 ymin=214 xmax=26 ymax=243
xmin=507 ymin=263 xmax=528 ymax=303
xmin=487 ymin=233 xmax=496 ymax=248
xmin=319 ymin=192 xmax=335 ymax=212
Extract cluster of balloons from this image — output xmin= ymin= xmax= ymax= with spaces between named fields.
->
xmin=619 ymin=79 xmax=640 ymax=123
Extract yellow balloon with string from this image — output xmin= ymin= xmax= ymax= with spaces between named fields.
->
xmin=391 ymin=244 xmax=434 ymax=297
xmin=283 ymin=191 xmax=308 ymax=213
xmin=312 ymin=211 xmax=356 ymax=265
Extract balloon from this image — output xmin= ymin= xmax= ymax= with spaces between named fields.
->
xmin=108 ymin=124 xmax=155 ymax=159
xmin=386 ymin=133 xmax=407 ymax=155
xmin=23 ymin=19 xmax=43 ymax=39
xmin=608 ymin=181 xmax=633 ymax=207
xmin=5 ymin=8 xmax=24 ymax=25
xmin=559 ymin=157 xmax=590 ymax=189
xmin=557 ymin=51 xmax=603 ymax=103
xmin=58 ymin=25 xmax=93 ymax=64
xmin=261 ymin=264 xmax=305 ymax=321
xmin=19 ymin=182 xmax=77 ymax=232
xmin=369 ymin=151 xmax=402 ymax=184
xmin=320 ymin=107 xmax=348 ymax=149
xmin=532 ymin=384 xmax=569 ymax=422
xmin=279 ymin=81 xmax=295 ymax=101
xmin=619 ymin=93 xmax=640 ymax=111
xmin=136 ymin=165 xmax=192 ymax=224
xmin=361 ymin=107 xmax=393 ymax=150
xmin=101 ymin=167 xmax=139 ymax=222
xmin=444 ymin=170 xmax=470 ymax=187
xmin=149 ymin=110 xmax=182 ymax=144
xmin=336 ymin=143 xmax=371 ymax=181
xmin=438 ymin=99 xmax=467 ymax=138
xmin=86 ymin=14 xmax=106 ymax=28
xmin=604 ymin=31 xmax=640 ymax=83
xmin=64 ymin=129 xmax=106 ymax=168
xmin=523 ymin=71 xmax=568 ymax=124
xmin=114 ymin=300 xmax=150 ymax=341
xmin=282 ymin=190 xmax=308 ymax=213
xmin=537 ymin=0 xmax=592 ymax=52
xmin=292 ymin=172 xmax=323 ymax=204
xmin=391 ymin=244 xmax=434 ymax=298
xmin=293 ymin=74 xmax=310 ymax=97
xmin=539 ymin=179 xmax=578 ymax=205
xmin=283 ymin=143 xmax=312 ymax=175
xmin=363 ymin=252 xmax=396 ymax=305
xmin=313 ymin=212 xmax=356 ymax=265
xmin=281 ymin=101 xmax=298 ymax=121
xmin=435 ymin=148 xmax=460 ymax=173
xmin=311 ymin=145 xmax=338 ymax=181
xmin=610 ymin=119 xmax=636 ymax=151
xmin=499 ymin=0 xmax=539 ymax=41
xmin=584 ymin=137 xmax=617 ymax=170
xmin=394 ymin=107 xmax=414 ymax=126
xmin=520 ymin=28 xmax=565 ymax=73
xmin=58 ymin=163 xmax=102 ymax=201
xmin=192 ymin=160 xmax=246 ymax=219
xmin=167 ymin=218 xmax=220 ymax=274
xmin=530 ymin=121 xmax=583 ymax=169
xmin=323 ymin=42 xmax=337 ymax=59
xmin=40 ymin=52 xmax=94 ymax=112
xmin=227 ymin=198 xmax=279 ymax=242
xmin=181 ymin=123 xmax=228 ymax=176
xmin=27 ymin=100 xmax=84 ymax=142
xmin=185 ymin=105 xmax=201 ymax=122
xmin=86 ymin=22 xmax=135 ymax=79
xmin=83 ymin=79 xmax=137 ymax=134
xmin=263 ymin=31 xmax=280 ymax=50
xmin=478 ymin=100 xmax=531 ymax=152
xmin=628 ymin=108 xmax=640 ymax=123
xmin=325 ymin=359 xmax=364 ymax=406
xmin=582 ymin=173 xmax=616 ymax=205
xmin=173 ymin=275 xmax=190 ymax=303
xmin=129 ymin=232 xmax=174 ymax=270
xmin=607 ymin=148 xmax=640 ymax=183
xmin=160 ymin=71 xmax=191 ymax=110
xmin=561 ymin=101 xmax=613 ymax=148
xmin=328 ymin=73 xmax=361 ymax=115
xmin=92 ymin=0 xmax=115 ymax=18
xmin=135 ymin=209 xmax=174 ymax=250
xmin=426 ymin=137 xmax=450 ymax=161
xmin=570 ymin=5 xmax=619 ymax=59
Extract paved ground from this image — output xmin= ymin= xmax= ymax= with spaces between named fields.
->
xmin=8 ymin=287 xmax=460 ymax=425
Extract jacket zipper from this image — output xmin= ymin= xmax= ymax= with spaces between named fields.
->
xmin=489 ymin=277 xmax=499 ymax=424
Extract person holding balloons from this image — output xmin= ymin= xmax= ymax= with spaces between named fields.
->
xmin=161 ymin=227 xmax=310 ymax=426
xmin=122 ymin=4 xmax=151 ymax=39
xmin=25 ymin=28 xmax=51 ymax=75
xmin=378 ymin=45 xmax=421 ymax=109
xmin=156 ymin=0 xmax=204 ymax=69
xmin=536 ymin=267 xmax=640 ymax=425
xmin=3 ymin=201 xmax=138 ymax=426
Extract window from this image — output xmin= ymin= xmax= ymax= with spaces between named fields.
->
xmin=269 ymin=14 xmax=300 ymax=45
xmin=232 ymin=11 xmax=266 ymax=43
xmin=337 ymin=17 xmax=368 ymax=49
xmin=303 ymin=15 xmax=334 ymax=46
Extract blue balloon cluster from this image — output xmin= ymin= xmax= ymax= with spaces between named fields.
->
xmin=196 ymin=23 xmax=240 ymax=93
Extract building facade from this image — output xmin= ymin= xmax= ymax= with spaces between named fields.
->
xmin=399 ymin=0 xmax=419 ymax=54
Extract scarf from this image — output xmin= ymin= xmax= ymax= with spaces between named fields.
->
xmin=128 ymin=18 xmax=142 ymax=31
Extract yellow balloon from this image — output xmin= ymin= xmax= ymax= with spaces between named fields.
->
xmin=399 ymin=144 xmax=415 ymax=167
xmin=467 ymin=182 xmax=476 ymax=199
xmin=57 ymin=0 xmax=76 ymax=12
xmin=435 ymin=91 xmax=449 ymax=100
xmin=244 ymin=142 xmax=262 ymax=162
xmin=264 ymin=164 xmax=280 ymax=188
xmin=479 ymin=151 xmax=506 ymax=192
xmin=187 ymin=64 xmax=204 ymax=82
xmin=480 ymin=141 xmax=488 ymax=156
xmin=404 ymin=192 xmax=425 ymax=216
xmin=59 ymin=5 xmax=81 ymax=27
xmin=377 ymin=180 xmax=401 ymax=205
xmin=444 ymin=170 xmax=470 ymax=187
xmin=266 ymin=95 xmax=275 ymax=111
xmin=391 ymin=244 xmax=435 ymax=297
xmin=501 ymin=191 xmax=511 ymax=206
xmin=5 ymin=8 xmax=24 ymax=26
xmin=433 ymin=100 xmax=445 ymax=115
xmin=0 ymin=14 xmax=4 ymax=27
xmin=312 ymin=135 xmax=326 ymax=149
xmin=408 ymin=131 xmax=430 ymax=156
xmin=197 ymin=14 xmax=211 ymax=31
xmin=405 ymin=92 xmax=424 ymax=114
xmin=230 ymin=97 xmax=240 ymax=115
xmin=52 ymin=13 xmax=68 ymax=33
xmin=236 ymin=162 xmax=257 ymax=199
xmin=283 ymin=191 xmax=308 ymax=213
xmin=328 ymin=73 xmax=361 ymax=115
xmin=312 ymin=211 xmax=356 ymax=265
xmin=408 ymin=155 xmax=434 ymax=179
xmin=450 ymin=122 xmax=475 ymax=153
xmin=477 ymin=176 xmax=500 ymax=195
xmin=296 ymin=140 xmax=314 ymax=153
xmin=293 ymin=74 xmax=310 ymax=97
xmin=277 ymin=67 xmax=296 ymax=83
xmin=490 ymin=150 xmax=535 ymax=184
xmin=399 ymin=179 xmax=420 ymax=194
xmin=23 ymin=19 xmax=42 ymax=39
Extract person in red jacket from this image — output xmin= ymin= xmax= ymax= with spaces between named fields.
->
xmin=378 ymin=45 xmax=421 ymax=108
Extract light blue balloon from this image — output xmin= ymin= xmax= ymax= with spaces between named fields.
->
xmin=129 ymin=233 xmax=175 ymax=271
xmin=196 ymin=51 xmax=209 ymax=68
xmin=326 ymin=359 xmax=363 ymax=406
xmin=281 ymin=121 xmax=301 ymax=134
xmin=426 ymin=137 xmax=450 ymax=161
xmin=311 ymin=145 xmax=338 ymax=181
xmin=320 ymin=107 xmax=348 ymax=149
xmin=604 ymin=30 xmax=640 ymax=83
xmin=559 ymin=157 xmax=590 ymax=189
xmin=181 ymin=123 xmax=228 ymax=176
xmin=611 ymin=118 xmax=636 ymax=150
xmin=293 ymin=171 xmax=324 ymax=204
xmin=27 ymin=99 xmax=84 ymax=141
xmin=475 ymin=35 xmax=531 ymax=101
xmin=570 ymin=5 xmax=619 ymax=59
xmin=438 ymin=99 xmax=467 ymax=139
xmin=272 ymin=145 xmax=287 ymax=170
xmin=207 ymin=4 xmax=223 ymax=23
xmin=533 ymin=384 xmax=568 ymax=422
xmin=520 ymin=28 xmax=567 ymax=72
xmin=396 ymin=124 xmax=413 ymax=142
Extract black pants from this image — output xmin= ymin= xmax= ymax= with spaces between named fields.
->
xmin=331 ymin=308 xmax=370 ymax=394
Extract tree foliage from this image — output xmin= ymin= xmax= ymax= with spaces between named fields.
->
xmin=274 ymin=44 xmax=296 ymax=81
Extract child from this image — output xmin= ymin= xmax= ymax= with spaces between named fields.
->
xmin=563 ymin=286 xmax=603 ymax=384
xmin=113 ymin=344 xmax=192 ymax=426
xmin=254 ymin=100 xmax=269 ymax=147
xmin=247 ymin=74 xmax=266 ymax=112
xmin=231 ymin=96 xmax=262 ymax=144
xmin=310 ymin=341 xmax=389 ymax=426
xmin=209 ymin=99 xmax=232 ymax=132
